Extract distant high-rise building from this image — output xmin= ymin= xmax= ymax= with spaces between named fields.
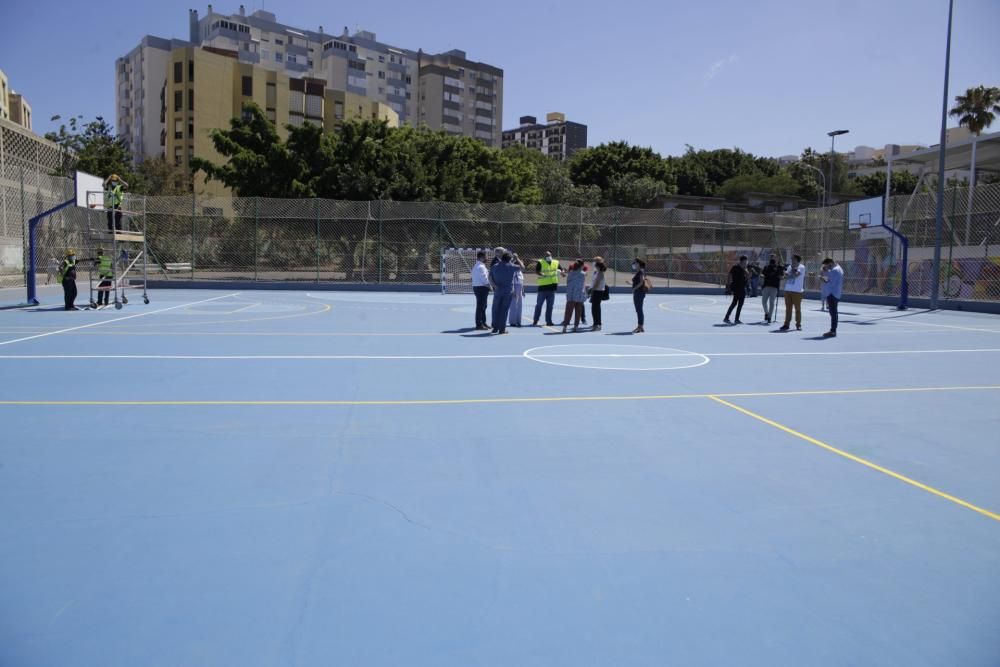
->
xmin=502 ymin=112 xmax=587 ymax=161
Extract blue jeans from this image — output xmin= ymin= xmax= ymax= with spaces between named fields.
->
xmin=533 ymin=289 xmax=556 ymax=324
xmin=473 ymin=286 xmax=490 ymax=328
xmin=826 ymin=295 xmax=839 ymax=332
xmin=633 ymin=290 xmax=646 ymax=326
xmin=492 ymin=290 xmax=513 ymax=332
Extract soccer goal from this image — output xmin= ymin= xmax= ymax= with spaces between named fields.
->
xmin=440 ymin=247 xmax=490 ymax=294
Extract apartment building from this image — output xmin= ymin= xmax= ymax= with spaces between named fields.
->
xmin=502 ymin=112 xmax=587 ymax=161
xmin=118 ymin=5 xmax=505 ymax=177
xmin=0 ymin=68 xmax=33 ymax=131
xmin=417 ymin=50 xmax=502 ymax=146
xmin=160 ymin=45 xmax=397 ymax=195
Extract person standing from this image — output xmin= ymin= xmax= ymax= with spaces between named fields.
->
xmin=724 ymin=255 xmax=749 ymax=324
xmin=58 ymin=249 xmax=81 ymax=311
xmin=532 ymin=251 xmax=563 ymax=326
xmin=820 ymin=258 xmax=844 ymax=338
xmin=508 ymin=252 xmax=526 ymax=328
xmin=490 ymin=253 xmax=517 ymax=334
xmin=588 ymin=260 xmax=608 ymax=331
xmin=561 ymin=260 xmax=586 ymax=333
xmin=103 ymin=174 xmax=128 ymax=232
xmin=779 ymin=254 xmax=806 ymax=331
xmin=760 ymin=257 xmax=783 ymax=324
xmin=94 ymin=247 xmax=114 ymax=307
xmin=471 ymin=251 xmax=491 ymax=330
xmin=631 ymin=259 xmax=647 ymax=333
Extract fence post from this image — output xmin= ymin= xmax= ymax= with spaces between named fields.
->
xmin=315 ymin=198 xmax=321 ymax=282
xmin=612 ymin=208 xmax=619 ymax=288
xmin=556 ymin=204 xmax=562 ymax=259
xmin=190 ymin=192 xmax=196 ymax=280
xmin=254 ymin=196 xmax=259 ymax=282
xmin=666 ymin=209 xmax=673 ymax=289
xmin=377 ymin=199 xmax=383 ymax=284
xmin=719 ymin=207 xmax=726 ymax=287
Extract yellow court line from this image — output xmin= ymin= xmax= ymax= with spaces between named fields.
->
xmin=2 ymin=385 xmax=998 ymax=407
xmin=707 ymin=395 xmax=1000 ymax=524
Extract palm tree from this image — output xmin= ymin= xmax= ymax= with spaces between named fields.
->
xmin=949 ymin=85 xmax=1000 ymax=185
xmin=949 ymin=85 xmax=999 ymax=244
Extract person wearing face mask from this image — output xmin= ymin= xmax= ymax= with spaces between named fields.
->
xmin=532 ymin=251 xmax=564 ymax=327
xmin=631 ymin=258 xmax=647 ymax=333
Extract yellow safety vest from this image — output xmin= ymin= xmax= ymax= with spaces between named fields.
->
xmin=97 ymin=254 xmax=113 ymax=278
xmin=108 ymin=183 xmax=124 ymax=208
xmin=538 ymin=258 xmax=560 ymax=287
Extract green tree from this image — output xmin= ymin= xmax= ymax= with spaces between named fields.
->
xmin=851 ymin=170 xmax=921 ymax=197
xmin=45 ymin=116 xmax=134 ymax=182
xmin=568 ymin=141 xmax=675 ymax=205
xmin=717 ymin=172 xmax=802 ymax=201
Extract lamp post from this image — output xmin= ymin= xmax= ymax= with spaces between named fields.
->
xmin=826 ymin=129 xmax=849 ymax=206
xmin=930 ymin=0 xmax=955 ymax=310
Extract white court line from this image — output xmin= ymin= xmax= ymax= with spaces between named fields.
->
xmin=2 ymin=348 xmax=999 ymax=360
xmin=225 ymin=302 xmax=261 ymax=314
xmin=0 ymin=293 xmax=240 ymax=347
xmin=875 ymin=316 xmax=1000 ymax=335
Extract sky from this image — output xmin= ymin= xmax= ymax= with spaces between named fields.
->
xmin=1 ymin=0 xmax=998 ymax=159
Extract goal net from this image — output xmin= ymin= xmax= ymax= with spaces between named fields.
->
xmin=440 ymin=247 xmax=490 ymax=294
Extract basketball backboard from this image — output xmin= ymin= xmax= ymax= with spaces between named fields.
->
xmin=74 ymin=171 xmax=104 ymax=210
xmin=848 ymin=196 xmax=884 ymax=230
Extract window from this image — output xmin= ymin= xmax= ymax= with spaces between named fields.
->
xmin=174 ymin=146 xmax=182 ymax=165
xmin=275 ymin=52 xmax=283 ymax=62
xmin=348 ymin=60 xmax=366 ymax=72
xmin=188 ymin=89 xmax=194 ymax=111
xmin=173 ymin=62 xmax=182 ymax=83
xmin=347 ymin=75 xmax=366 ymax=88
xmin=242 ymin=76 xmax=253 ymax=96
xmin=266 ymin=82 xmax=277 ymax=108
xmin=174 ymin=118 xmax=183 ymax=139
xmin=444 ymin=76 xmax=464 ymax=89
xmin=378 ymin=71 xmax=385 ymax=79
xmin=275 ymin=38 xmax=284 ymax=45
xmin=378 ymin=55 xmax=385 ymax=62
xmin=174 ymin=90 xmax=182 ymax=111
xmin=262 ymin=49 xmax=270 ymax=59
xmin=188 ymin=121 xmax=194 ymax=137
xmin=334 ymin=101 xmax=344 ymax=119
xmin=444 ymin=92 xmax=462 ymax=103
xmin=188 ymin=61 xmax=194 ymax=81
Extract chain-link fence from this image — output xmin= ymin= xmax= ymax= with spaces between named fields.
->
xmin=4 ymin=135 xmax=1000 ymax=304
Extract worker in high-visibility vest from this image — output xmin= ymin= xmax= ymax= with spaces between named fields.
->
xmin=58 ymin=248 xmax=82 ymax=311
xmin=532 ymin=251 xmax=565 ymax=327
xmin=95 ymin=248 xmax=113 ymax=307
xmin=103 ymin=173 xmax=129 ymax=232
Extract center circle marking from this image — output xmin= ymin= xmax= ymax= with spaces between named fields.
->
xmin=522 ymin=344 xmax=710 ymax=371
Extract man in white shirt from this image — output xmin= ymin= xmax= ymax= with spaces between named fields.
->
xmin=471 ymin=251 xmax=491 ymax=330
xmin=779 ymin=254 xmax=806 ymax=331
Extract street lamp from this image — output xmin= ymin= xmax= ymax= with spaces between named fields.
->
xmin=827 ymin=129 xmax=849 ymax=206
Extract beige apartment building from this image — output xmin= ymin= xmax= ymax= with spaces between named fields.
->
xmin=162 ymin=45 xmax=397 ymax=195
xmin=0 ymin=69 xmax=33 ymax=131
xmin=417 ymin=50 xmax=502 ymax=145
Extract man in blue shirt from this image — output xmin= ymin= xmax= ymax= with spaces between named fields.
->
xmin=820 ymin=258 xmax=844 ymax=338
xmin=489 ymin=252 xmax=518 ymax=334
